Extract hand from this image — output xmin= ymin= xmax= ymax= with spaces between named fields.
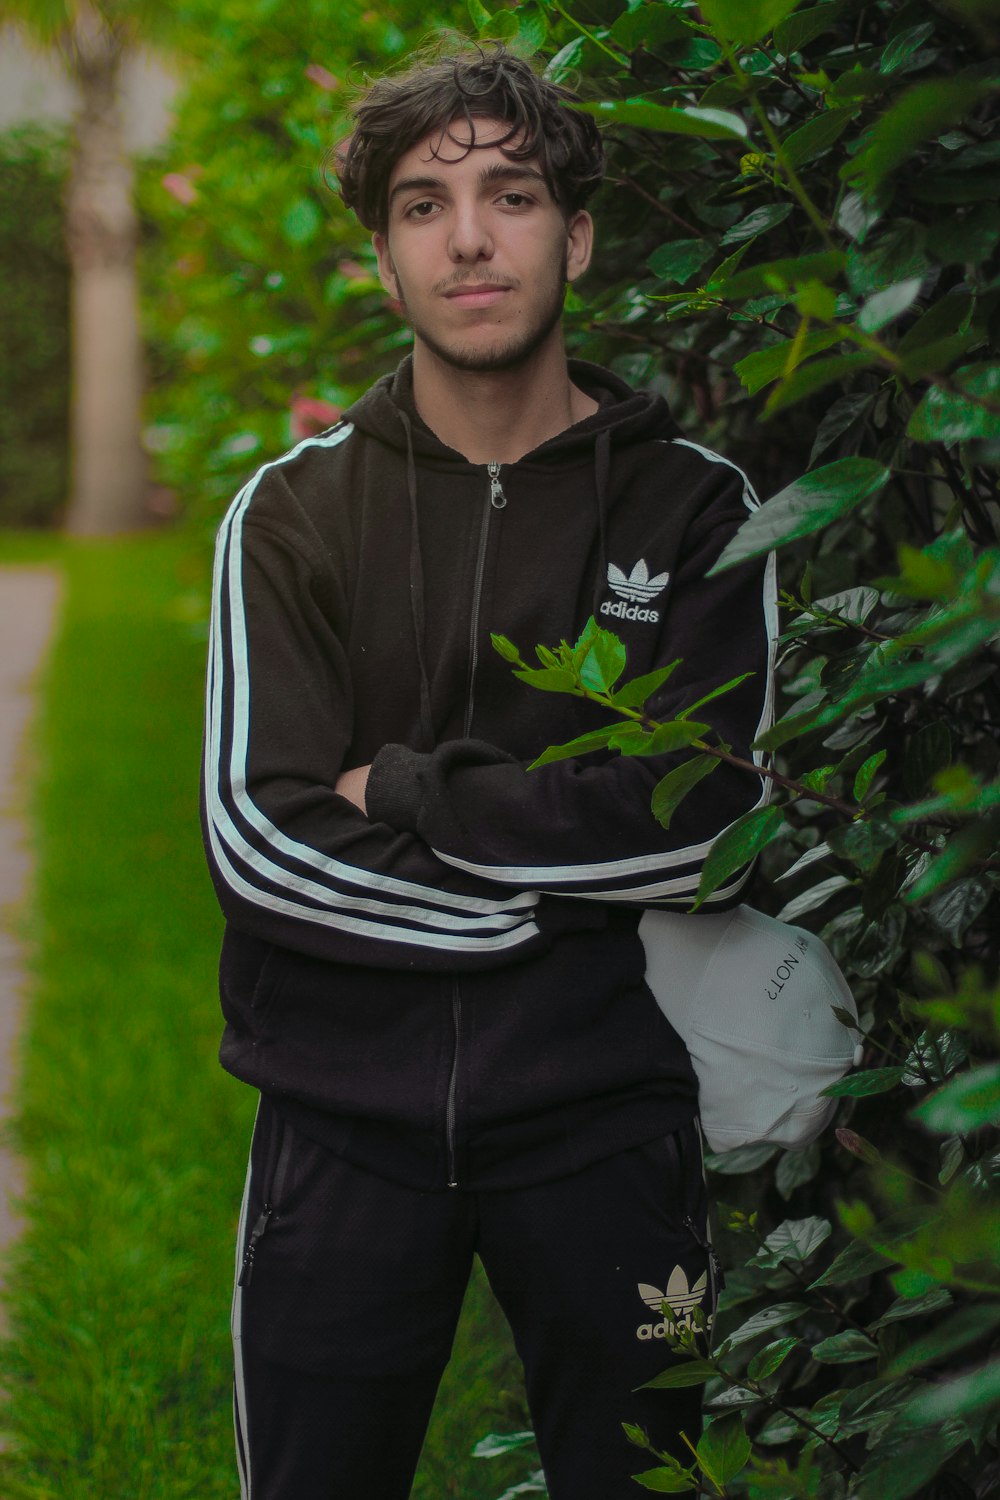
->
xmin=335 ymin=763 xmax=372 ymax=814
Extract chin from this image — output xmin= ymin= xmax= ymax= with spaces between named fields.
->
xmin=415 ymin=310 xmax=564 ymax=375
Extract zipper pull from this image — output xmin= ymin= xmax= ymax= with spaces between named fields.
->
xmin=487 ymin=461 xmax=507 ymax=510
xmin=238 ymin=1204 xmax=272 ymax=1287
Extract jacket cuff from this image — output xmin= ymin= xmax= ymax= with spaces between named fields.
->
xmin=366 ymin=744 xmax=427 ymax=832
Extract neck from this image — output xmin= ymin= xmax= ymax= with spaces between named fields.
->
xmin=410 ymin=335 xmax=598 ymax=465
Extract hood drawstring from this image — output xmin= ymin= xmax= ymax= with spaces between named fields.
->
xmin=592 ymin=427 xmax=612 ymax=622
xmin=397 ymin=408 xmax=436 ymax=751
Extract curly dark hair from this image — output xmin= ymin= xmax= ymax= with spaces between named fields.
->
xmin=336 ymin=43 xmax=605 ymax=234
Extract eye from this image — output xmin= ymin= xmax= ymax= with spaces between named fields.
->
xmin=497 ymin=192 xmax=531 ymax=208
xmin=405 ymin=200 xmax=440 ymax=219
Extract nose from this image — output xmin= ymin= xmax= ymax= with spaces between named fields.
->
xmin=447 ymin=199 xmax=494 ymax=263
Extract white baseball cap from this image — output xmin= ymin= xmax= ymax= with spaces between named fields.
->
xmin=638 ymin=905 xmax=864 ymax=1155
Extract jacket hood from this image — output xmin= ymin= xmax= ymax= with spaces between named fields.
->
xmin=342 ymin=354 xmax=682 ymax=468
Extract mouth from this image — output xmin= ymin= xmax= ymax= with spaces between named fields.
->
xmin=443 ymin=284 xmax=514 ymax=308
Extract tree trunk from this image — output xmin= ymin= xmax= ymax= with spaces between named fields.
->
xmin=63 ymin=1 xmax=148 ymax=535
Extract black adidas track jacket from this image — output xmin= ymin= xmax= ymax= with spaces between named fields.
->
xmin=202 ymin=358 xmax=777 ymax=1189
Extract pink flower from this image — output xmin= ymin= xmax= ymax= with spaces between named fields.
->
xmin=304 ymin=63 xmax=339 ymax=91
xmin=337 ymin=259 xmax=368 ymax=282
xmin=162 ymin=172 xmax=198 ymax=206
xmin=290 ymin=395 xmax=343 ymax=441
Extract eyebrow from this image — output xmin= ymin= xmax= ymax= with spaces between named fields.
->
xmin=388 ymin=163 xmax=550 ymax=210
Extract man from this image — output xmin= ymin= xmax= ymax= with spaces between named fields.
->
xmin=203 ymin=43 xmax=776 ymax=1500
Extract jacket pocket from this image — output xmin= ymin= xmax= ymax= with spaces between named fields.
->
xmin=249 ymin=943 xmax=285 ymax=1032
xmin=238 ymin=1106 xmax=294 ymax=1288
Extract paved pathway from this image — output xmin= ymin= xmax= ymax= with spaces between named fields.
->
xmin=0 ymin=567 xmax=61 ymax=1287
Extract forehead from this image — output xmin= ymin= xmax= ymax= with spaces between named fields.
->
xmin=387 ymin=115 xmax=543 ymax=192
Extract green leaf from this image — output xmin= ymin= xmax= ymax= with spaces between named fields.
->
xmin=698 ymin=0 xmax=805 ymax=47
xmin=629 ymin=721 xmax=709 ymax=755
xmin=511 ymin=3 xmax=548 ymax=56
xmin=544 ymin=36 xmax=585 ymax=81
xmin=489 ymin=8 xmax=520 ymax=41
xmin=775 ymin=875 xmax=852 ymax=924
xmin=776 ymin=1141 xmax=821 ymax=1198
xmin=577 ymin=101 xmax=748 ymax=141
xmin=281 ymin=196 xmax=322 ymax=247
xmin=579 ymin=628 xmax=627 ymax=692
xmin=528 ymin=725 xmax=622 ymax=770
xmin=747 ymin=1336 xmax=799 ymax=1381
xmin=879 ymin=21 xmax=936 ymax=74
xmin=631 ymin=1468 xmax=696 ymax=1493
xmin=845 ymin=79 xmax=988 ymax=198
xmin=648 ymin=239 xmax=715 ymax=285
xmin=679 ymin=673 xmax=753 ymax=718
xmin=884 ymin=1304 xmax=1000 ymax=1379
xmin=811 ymin=1329 xmax=878 ymax=1363
xmin=721 ymin=1303 xmax=809 ymax=1351
xmin=822 ymin=1066 xmax=904 ymax=1097
xmin=467 ymin=0 xmax=493 ymax=29
xmin=709 ymin=459 xmax=890 ymax=572
xmin=696 ymin=1413 xmax=751 ymax=1484
xmin=827 ymin=817 xmax=898 ymax=873
xmin=472 ymin=1430 xmax=536 ymax=1457
xmin=512 ymin=665 xmax=578 ymax=693
xmin=782 ymin=106 xmax=857 ymax=168
xmin=854 ymin=1421 xmax=973 ymax=1500
xmin=854 ymin=749 xmax=887 ymax=802
xmin=913 ymin=1062 xmax=1000 ymax=1133
xmin=927 ymin=877 xmax=990 ymax=946
xmin=903 ymin=1356 xmax=1000 ymax=1426
xmin=907 ymin=363 xmax=1000 ymax=442
xmin=752 ymin=1216 xmax=833 ymax=1267
xmin=858 ymin=277 xmax=923 ymax=333
xmin=904 ymin=822 xmax=997 ymax=900
xmin=867 ymin=1288 xmax=953 ymax=1330
xmin=704 ymin=1142 xmax=779 ymax=1175
xmin=710 ymin=249 xmax=845 ymax=301
xmin=651 ymin=757 xmax=719 ymax=829
xmin=774 ymin=1 xmax=844 ymax=55
xmin=610 ymin=6 xmax=693 ymax=50
xmin=735 ymin=329 xmax=842 ymax=396
xmin=811 ymin=1238 xmax=893 ymax=1288
xmin=609 ymin=662 xmax=681 ymax=710
xmin=808 ymin=392 xmax=876 ymax=465
xmin=720 ymin=202 xmax=794 ymax=245
xmin=641 ymin=1360 xmax=716 ymax=1389
xmin=764 ymin=352 xmax=879 ymax=415
xmin=694 ymin=805 xmax=785 ymax=909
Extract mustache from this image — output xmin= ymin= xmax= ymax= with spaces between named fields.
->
xmin=433 ymin=272 xmax=520 ymax=295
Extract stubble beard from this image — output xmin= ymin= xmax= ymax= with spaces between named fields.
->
xmin=392 ymin=256 xmax=569 ymax=374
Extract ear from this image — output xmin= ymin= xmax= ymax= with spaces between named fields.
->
xmin=373 ymin=231 xmax=400 ymax=299
xmin=565 ymin=209 xmax=594 ymax=285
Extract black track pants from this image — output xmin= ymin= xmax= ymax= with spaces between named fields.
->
xmin=232 ymin=1100 xmax=718 ymax=1500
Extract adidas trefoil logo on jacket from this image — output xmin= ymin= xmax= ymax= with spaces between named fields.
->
xmin=602 ymin=559 xmax=670 ymax=623
xmin=635 ymin=1266 xmax=711 ymax=1340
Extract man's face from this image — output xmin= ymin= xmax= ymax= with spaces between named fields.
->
xmin=373 ymin=116 xmax=592 ymax=374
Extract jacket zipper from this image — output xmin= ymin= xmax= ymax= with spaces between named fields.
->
xmin=464 ymin=461 xmax=507 ymax=736
xmin=238 ymin=1113 xmax=294 ymax=1287
xmin=445 ymin=462 xmax=507 ymax=1190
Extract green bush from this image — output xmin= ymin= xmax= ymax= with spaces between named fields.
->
xmin=472 ymin=0 xmax=1000 ymax=1494
xmin=0 ymin=127 xmax=70 ymax=528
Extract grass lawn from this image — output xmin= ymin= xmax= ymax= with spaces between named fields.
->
xmin=0 ymin=532 xmax=527 ymax=1499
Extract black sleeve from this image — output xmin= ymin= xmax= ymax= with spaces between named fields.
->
xmin=202 ymin=442 xmax=550 ymax=971
xmin=366 ymin=463 xmax=777 ymax=911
